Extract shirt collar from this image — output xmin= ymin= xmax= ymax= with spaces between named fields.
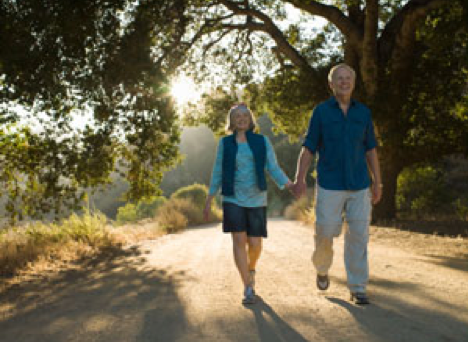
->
xmin=329 ymin=96 xmax=356 ymax=107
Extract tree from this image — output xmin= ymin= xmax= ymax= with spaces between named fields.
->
xmin=1 ymin=0 xmax=467 ymax=221
xmin=181 ymin=0 xmax=468 ymax=219
xmin=0 ymin=0 xmax=195 ymax=222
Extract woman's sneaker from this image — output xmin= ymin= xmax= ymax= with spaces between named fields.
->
xmin=316 ymin=274 xmax=330 ymax=291
xmin=242 ymin=286 xmax=256 ymax=305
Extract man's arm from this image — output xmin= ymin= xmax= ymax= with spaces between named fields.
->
xmin=366 ymin=148 xmax=382 ymax=205
xmin=293 ymin=147 xmax=314 ymax=198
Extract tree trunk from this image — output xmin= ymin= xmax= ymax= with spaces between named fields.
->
xmin=372 ymin=149 xmax=404 ymax=222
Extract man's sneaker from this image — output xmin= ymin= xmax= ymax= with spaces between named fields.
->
xmin=316 ymin=274 xmax=330 ymax=291
xmin=249 ymin=270 xmax=256 ymax=292
xmin=350 ymin=292 xmax=370 ymax=305
xmin=242 ymin=286 xmax=256 ymax=305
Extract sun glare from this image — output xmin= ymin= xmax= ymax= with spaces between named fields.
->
xmin=170 ymin=76 xmax=201 ymax=105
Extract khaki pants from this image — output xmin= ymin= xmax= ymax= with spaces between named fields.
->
xmin=313 ymin=186 xmax=372 ymax=293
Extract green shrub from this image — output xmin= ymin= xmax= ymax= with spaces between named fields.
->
xmin=171 ymin=183 xmax=208 ymax=210
xmin=136 ymin=196 xmax=166 ymax=219
xmin=61 ymin=211 xmax=112 ymax=246
xmin=396 ymin=165 xmax=451 ymax=218
xmin=116 ymin=203 xmax=138 ymax=224
xmin=454 ymin=198 xmax=468 ymax=221
xmin=116 ymin=196 xmax=167 ymax=224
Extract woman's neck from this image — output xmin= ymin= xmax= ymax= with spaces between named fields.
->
xmin=236 ymin=130 xmax=247 ymax=142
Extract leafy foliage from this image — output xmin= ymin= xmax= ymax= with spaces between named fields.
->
xmin=1 ymin=0 xmax=468 ymax=222
xmin=396 ymin=165 xmax=448 ymax=218
xmin=170 ymin=183 xmax=210 ymax=210
xmin=180 ymin=0 xmax=468 ymax=219
xmin=396 ymin=156 xmax=468 ymax=220
xmin=0 ymin=0 xmax=193 ymax=222
xmin=116 ymin=196 xmax=167 ymax=224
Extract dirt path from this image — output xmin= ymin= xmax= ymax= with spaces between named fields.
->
xmin=1 ymin=219 xmax=468 ymax=341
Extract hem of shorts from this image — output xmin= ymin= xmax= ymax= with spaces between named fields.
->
xmin=222 ymin=229 xmax=267 ymax=238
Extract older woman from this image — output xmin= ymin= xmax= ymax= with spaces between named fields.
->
xmin=204 ymin=103 xmax=292 ymax=305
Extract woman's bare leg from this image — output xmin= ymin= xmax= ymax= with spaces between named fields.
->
xmin=247 ymin=236 xmax=262 ymax=271
xmin=231 ymin=232 xmax=250 ymax=286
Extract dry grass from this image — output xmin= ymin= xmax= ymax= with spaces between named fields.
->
xmin=109 ymin=219 xmax=166 ymax=244
xmin=284 ymin=196 xmax=315 ymax=225
xmin=0 ymin=212 xmax=168 ymax=282
xmin=0 ymin=212 xmax=117 ymax=277
xmin=0 ymin=197 xmax=222 ymax=287
xmin=156 ymin=201 xmax=189 ymax=233
xmin=156 ymin=198 xmax=221 ymax=233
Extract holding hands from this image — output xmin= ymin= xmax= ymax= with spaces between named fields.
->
xmin=285 ymin=179 xmax=307 ymax=199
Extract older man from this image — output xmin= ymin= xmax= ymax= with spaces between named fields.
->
xmin=293 ymin=63 xmax=382 ymax=304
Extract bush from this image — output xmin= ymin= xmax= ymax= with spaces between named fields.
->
xmin=116 ymin=196 xmax=166 ymax=224
xmin=116 ymin=203 xmax=138 ymax=224
xmin=136 ymin=196 xmax=167 ymax=219
xmin=156 ymin=198 xmax=193 ymax=233
xmin=156 ymin=196 xmax=222 ymax=233
xmin=171 ymin=183 xmax=208 ymax=210
xmin=396 ymin=165 xmax=451 ymax=219
xmin=454 ymin=198 xmax=468 ymax=221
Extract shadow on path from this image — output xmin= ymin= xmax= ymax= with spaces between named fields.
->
xmin=327 ymin=277 xmax=468 ymax=341
xmin=424 ymin=254 xmax=468 ymax=273
xmin=0 ymin=246 xmax=189 ymax=342
xmin=244 ymin=296 xmax=309 ymax=342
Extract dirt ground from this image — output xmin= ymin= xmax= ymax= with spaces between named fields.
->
xmin=1 ymin=219 xmax=468 ymax=342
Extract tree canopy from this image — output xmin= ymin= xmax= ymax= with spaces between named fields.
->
xmin=182 ymin=0 xmax=468 ymax=219
xmin=1 ymin=0 xmax=190 ymax=222
xmin=1 ymin=0 xmax=467 ymax=221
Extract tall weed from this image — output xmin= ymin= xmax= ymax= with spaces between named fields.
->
xmin=284 ymin=195 xmax=315 ymax=225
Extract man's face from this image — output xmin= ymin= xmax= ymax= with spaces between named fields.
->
xmin=329 ymin=67 xmax=355 ymax=98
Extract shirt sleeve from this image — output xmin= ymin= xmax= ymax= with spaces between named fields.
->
xmin=208 ymin=139 xmax=223 ymax=196
xmin=264 ymin=136 xmax=290 ymax=189
xmin=302 ymin=106 xmax=321 ymax=154
xmin=365 ymin=115 xmax=378 ymax=151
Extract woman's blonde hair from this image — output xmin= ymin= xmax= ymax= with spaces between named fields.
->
xmin=225 ymin=103 xmax=257 ymax=133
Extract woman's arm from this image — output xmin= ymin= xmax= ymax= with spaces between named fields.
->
xmin=264 ymin=137 xmax=292 ymax=190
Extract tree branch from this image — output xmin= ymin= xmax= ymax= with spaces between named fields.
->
xmin=283 ymin=0 xmax=362 ymax=44
xmin=218 ymin=0 xmax=315 ymax=74
xmin=379 ymin=0 xmax=452 ymax=68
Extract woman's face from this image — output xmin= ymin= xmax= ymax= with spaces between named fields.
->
xmin=232 ymin=111 xmax=251 ymax=132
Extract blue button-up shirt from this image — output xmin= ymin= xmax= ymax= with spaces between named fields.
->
xmin=303 ymin=97 xmax=377 ymax=191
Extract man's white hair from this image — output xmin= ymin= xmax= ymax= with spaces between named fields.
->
xmin=328 ymin=63 xmax=356 ymax=83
